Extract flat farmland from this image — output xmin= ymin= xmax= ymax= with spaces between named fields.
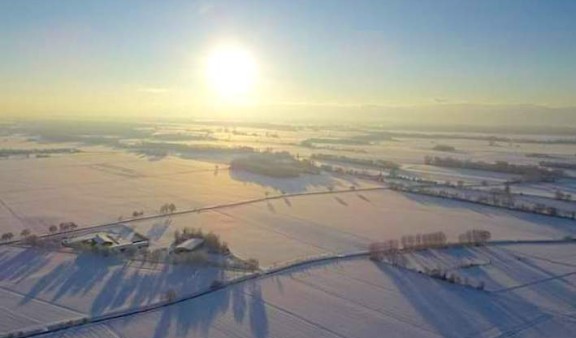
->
xmin=130 ymin=189 xmax=576 ymax=266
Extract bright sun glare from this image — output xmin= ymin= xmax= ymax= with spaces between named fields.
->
xmin=205 ymin=45 xmax=258 ymax=103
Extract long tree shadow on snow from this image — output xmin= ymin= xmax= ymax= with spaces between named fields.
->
xmin=229 ymin=169 xmax=361 ymax=194
xmin=373 ymin=261 xmax=553 ymax=337
xmin=90 ymin=262 xmax=223 ymax=316
xmin=17 ymin=250 xmax=226 ymax=321
xmin=21 ymin=251 xmax=121 ymax=306
xmin=0 ymin=247 xmax=51 ymax=283
xmin=116 ymin=279 xmax=271 ymax=338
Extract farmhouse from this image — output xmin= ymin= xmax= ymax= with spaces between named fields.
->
xmin=62 ymin=225 xmax=149 ymax=252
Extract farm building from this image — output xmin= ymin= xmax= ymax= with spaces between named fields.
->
xmin=173 ymin=238 xmax=205 ymax=254
xmin=62 ymin=225 xmax=149 ymax=252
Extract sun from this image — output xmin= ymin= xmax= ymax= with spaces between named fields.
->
xmin=204 ymin=45 xmax=258 ymax=103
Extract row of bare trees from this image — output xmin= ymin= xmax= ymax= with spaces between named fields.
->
xmin=1 ymin=222 xmax=79 ymax=243
xmin=160 ymin=203 xmax=177 ymax=214
xmin=423 ymin=267 xmax=486 ymax=290
xmin=369 ymin=229 xmax=492 ymax=290
xmin=2 ymin=228 xmax=37 ymax=241
xmin=368 ymin=231 xmax=449 ymax=264
xmin=369 ymin=229 xmax=492 ymax=260
xmin=458 ymin=229 xmax=491 ymax=245
xmin=391 ymin=182 xmax=576 ymax=220
xmin=50 ymin=222 xmax=78 ymax=233
xmin=401 ymin=232 xmax=447 ymax=250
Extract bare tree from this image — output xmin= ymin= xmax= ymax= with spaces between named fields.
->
xmin=1 ymin=232 xmax=14 ymax=241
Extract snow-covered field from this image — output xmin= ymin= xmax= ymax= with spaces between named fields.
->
xmin=128 ymin=189 xmax=576 ymax=267
xmin=2 ymin=125 xmax=576 ymax=337
xmin=401 ymin=164 xmax=519 ymax=184
xmin=38 ymin=242 xmax=576 ymax=338
xmin=510 ymin=180 xmax=576 ymax=199
xmin=0 ymin=147 xmax=370 ymax=235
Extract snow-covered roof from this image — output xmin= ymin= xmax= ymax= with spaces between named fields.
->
xmin=93 ymin=233 xmax=117 ymax=245
xmin=175 ymin=238 xmax=205 ymax=251
xmin=64 ymin=225 xmax=148 ymax=249
xmin=66 ymin=232 xmax=115 ymax=245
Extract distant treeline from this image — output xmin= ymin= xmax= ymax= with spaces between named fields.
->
xmin=230 ymin=152 xmax=319 ymax=178
xmin=539 ymin=161 xmax=576 ymax=170
xmin=525 ymin=153 xmax=556 ymax=159
xmin=129 ymin=142 xmax=257 ymax=157
xmin=390 ymin=182 xmax=576 ymax=220
xmin=300 ymin=132 xmax=393 ymax=148
xmin=432 ymin=144 xmax=456 ymax=152
xmin=385 ymin=131 xmax=576 ymax=145
xmin=151 ymin=133 xmax=215 ymax=141
xmin=303 ymin=131 xmax=576 ymax=147
xmin=0 ymin=148 xmax=80 ymax=157
xmin=181 ymin=121 xmax=300 ymax=132
xmin=425 ymin=156 xmax=564 ymax=181
xmin=22 ymin=121 xmax=150 ymax=145
xmin=301 ymin=138 xmax=370 ymax=147
xmin=311 ymin=153 xmax=400 ymax=170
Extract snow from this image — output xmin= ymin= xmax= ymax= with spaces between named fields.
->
xmin=401 ymin=164 xmax=519 ymax=184
xmin=127 ymin=189 xmax=576 ymax=267
xmin=0 ymin=246 xmax=245 ymax=335
xmin=3 ymin=129 xmax=576 ymax=337
xmin=511 ymin=180 xmax=576 ymax=199
xmin=503 ymin=242 xmax=576 ymax=265
xmin=37 ymin=246 xmax=576 ymax=338
xmin=0 ymin=288 xmax=81 ymax=335
xmin=0 ymin=149 xmax=368 ymax=235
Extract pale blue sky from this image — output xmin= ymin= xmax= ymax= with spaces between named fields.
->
xmin=1 ymin=0 xmax=575 ymax=117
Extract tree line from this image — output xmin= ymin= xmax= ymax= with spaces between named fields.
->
xmin=424 ymin=156 xmax=564 ymax=182
xmin=369 ymin=229 xmax=491 ymax=290
xmin=311 ymin=153 xmax=400 ymax=171
xmin=1 ymin=222 xmax=78 ymax=242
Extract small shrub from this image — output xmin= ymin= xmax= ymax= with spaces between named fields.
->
xmin=477 ymin=281 xmax=485 ymax=290
xmin=165 ymin=289 xmax=177 ymax=302
xmin=204 ymin=232 xmax=222 ymax=252
xmin=246 ymin=258 xmax=260 ymax=271
xmin=22 ymin=234 xmax=40 ymax=246
xmin=210 ymin=280 xmax=224 ymax=290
